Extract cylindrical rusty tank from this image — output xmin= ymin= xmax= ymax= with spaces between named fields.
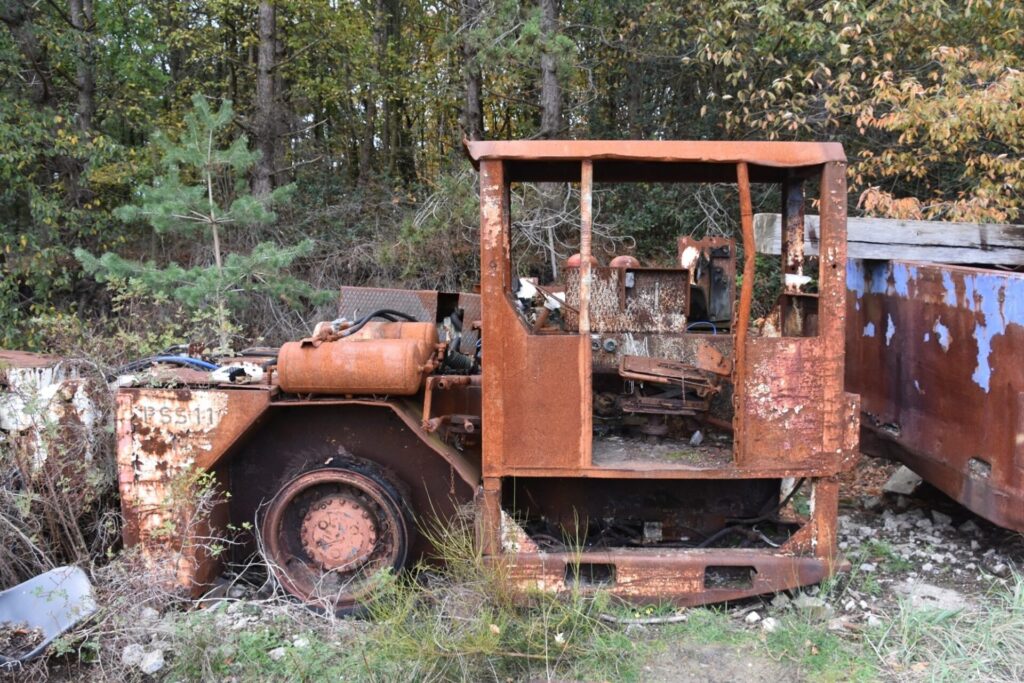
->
xmin=609 ymin=255 xmax=641 ymax=268
xmin=277 ymin=322 xmax=438 ymax=395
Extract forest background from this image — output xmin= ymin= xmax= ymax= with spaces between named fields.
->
xmin=2 ymin=0 xmax=1022 ymax=354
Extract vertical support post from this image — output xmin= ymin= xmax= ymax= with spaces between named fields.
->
xmin=810 ymin=478 xmax=840 ymax=565
xmin=780 ymin=175 xmax=806 ymax=336
xmin=479 ymin=159 xmax=507 ymax=477
xmin=819 ymin=160 xmax=848 ymax=455
xmin=781 ymin=176 xmax=805 ymax=280
xmin=478 ymin=159 xmax=507 ymax=555
xmin=578 ymin=160 xmax=594 ymax=466
xmin=478 ymin=478 xmax=503 ymax=556
xmin=733 ymin=162 xmax=755 ymax=460
xmin=579 ymin=160 xmax=593 ymax=335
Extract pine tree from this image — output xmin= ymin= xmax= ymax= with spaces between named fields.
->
xmin=76 ymin=93 xmax=317 ymax=352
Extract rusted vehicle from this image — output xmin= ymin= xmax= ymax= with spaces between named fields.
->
xmin=116 ymin=140 xmax=859 ymax=611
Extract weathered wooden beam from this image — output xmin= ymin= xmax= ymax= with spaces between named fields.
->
xmin=754 ymin=213 xmax=1024 ymax=264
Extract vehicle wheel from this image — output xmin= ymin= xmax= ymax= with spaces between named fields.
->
xmin=261 ymin=463 xmax=410 ymax=613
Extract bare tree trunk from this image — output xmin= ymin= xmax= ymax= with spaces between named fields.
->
xmin=460 ymin=0 xmax=483 ymax=140
xmin=68 ymin=0 xmax=95 ymax=133
xmin=538 ymin=0 xmax=562 ymax=139
xmin=358 ymin=0 xmax=389 ymax=184
xmin=358 ymin=92 xmax=376 ymax=183
xmin=253 ymin=1 xmax=277 ymax=196
xmin=537 ymin=0 xmax=564 ymax=279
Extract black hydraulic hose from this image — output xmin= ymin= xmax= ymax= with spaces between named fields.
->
xmin=339 ymin=309 xmax=418 ymax=337
xmin=727 ymin=478 xmax=807 ymax=525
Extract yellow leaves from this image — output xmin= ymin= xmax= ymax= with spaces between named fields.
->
xmin=53 ymin=115 xmax=62 ymax=124
xmin=858 ymin=188 xmax=924 ymax=220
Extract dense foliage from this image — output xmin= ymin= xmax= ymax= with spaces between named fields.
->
xmin=1 ymin=0 xmax=1021 ymax=352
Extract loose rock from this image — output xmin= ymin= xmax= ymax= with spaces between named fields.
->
xmin=139 ymin=650 xmax=164 ymax=675
xmin=791 ymin=594 xmax=833 ymax=620
xmin=896 ymin=581 xmax=969 ymax=612
xmin=120 ymin=643 xmax=145 ymax=668
xmin=883 ymin=466 xmax=923 ymax=495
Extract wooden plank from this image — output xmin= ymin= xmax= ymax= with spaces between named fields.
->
xmin=754 ymin=213 xmax=1024 ymax=264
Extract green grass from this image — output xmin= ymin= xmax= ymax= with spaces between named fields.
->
xmin=762 ymin=613 xmax=877 ymax=682
xmin=869 ymin=573 xmax=1024 ymax=682
xmin=159 ymin=513 xmax=1023 ymax=683
xmin=662 ymin=607 xmax=748 ymax=646
xmin=861 ymin=539 xmax=914 ymax=573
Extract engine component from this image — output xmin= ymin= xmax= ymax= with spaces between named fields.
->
xmin=277 ymin=322 xmax=439 ymax=395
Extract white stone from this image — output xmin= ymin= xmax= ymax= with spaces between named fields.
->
xmin=866 ymin=614 xmax=883 ymax=628
xmin=121 ymin=644 xmax=145 ymax=668
xmin=268 ymin=647 xmax=287 ymax=661
xmin=896 ymin=581 xmax=969 ymax=612
xmin=792 ymin=594 xmax=832 ymax=620
xmin=139 ymin=650 xmax=165 ymax=675
xmin=883 ymin=467 xmax=923 ymax=495
xmin=860 ymin=563 xmax=877 ymax=573
xmin=292 ymin=637 xmax=309 ymax=649
xmin=744 ymin=611 xmax=761 ymax=624
xmin=922 ymin=562 xmax=934 ymax=572
xmin=761 ymin=617 xmax=780 ymax=633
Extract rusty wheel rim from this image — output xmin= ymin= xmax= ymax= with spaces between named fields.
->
xmin=262 ymin=468 xmax=408 ymax=610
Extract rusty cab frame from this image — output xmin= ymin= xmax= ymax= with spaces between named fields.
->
xmin=467 ymin=140 xmax=860 ymax=605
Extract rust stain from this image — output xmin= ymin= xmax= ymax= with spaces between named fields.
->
xmin=847 ymin=259 xmax=1024 ymax=532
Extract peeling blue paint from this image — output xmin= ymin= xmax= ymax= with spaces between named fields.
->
xmin=872 ymin=263 xmax=889 ymax=295
xmin=846 ymin=260 xmax=866 ymax=299
xmin=891 ymin=263 xmax=917 ymax=297
xmin=941 ymin=270 xmax=957 ymax=306
xmin=847 ymin=259 xmax=1024 ymax=395
xmin=914 ymin=380 xmax=923 ymax=394
xmin=966 ymin=274 xmax=1024 ymax=393
xmin=933 ymin=319 xmax=951 ymax=351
